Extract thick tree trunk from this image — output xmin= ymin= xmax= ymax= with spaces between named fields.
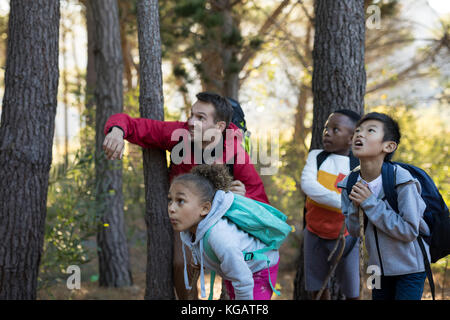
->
xmin=91 ymin=0 xmax=133 ymax=288
xmin=83 ymin=0 xmax=97 ymax=132
xmin=294 ymin=0 xmax=366 ymax=300
xmin=310 ymin=0 xmax=366 ymax=150
xmin=0 ymin=0 xmax=60 ymax=299
xmin=136 ymin=0 xmax=175 ymax=300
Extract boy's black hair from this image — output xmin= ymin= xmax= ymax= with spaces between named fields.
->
xmin=334 ymin=109 xmax=361 ymax=125
xmin=357 ymin=112 xmax=401 ymax=161
xmin=196 ymin=92 xmax=233 ymax=128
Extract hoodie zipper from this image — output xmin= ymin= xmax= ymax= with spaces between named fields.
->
xmin=372 ymin=226 xmax=384 ymax=276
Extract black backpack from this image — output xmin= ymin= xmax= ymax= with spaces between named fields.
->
xmin=303 ymin=150 xmax=359 ymax=257
xmin=345 ymin=161 xmax=450 ymax=300
xmin=227 ymin=97 xmax=247 ymax=133
xmin=226 ymin=98 xmax=251 ymax=177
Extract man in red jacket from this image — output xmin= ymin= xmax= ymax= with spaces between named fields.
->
xmin=103 ymin=92 xmax=269 ymax=298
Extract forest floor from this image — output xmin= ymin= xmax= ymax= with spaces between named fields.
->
xmin=37 ymin=232 xmax=449 ymax=300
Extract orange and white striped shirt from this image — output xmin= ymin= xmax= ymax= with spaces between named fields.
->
xmin=301 ymin=149 xmax=350 ymax=239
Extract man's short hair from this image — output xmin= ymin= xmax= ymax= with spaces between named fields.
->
xmin=357 ymin=112 xmax=401 ymax=161
xmin=196 ymin=92 xmax=233 ymax=128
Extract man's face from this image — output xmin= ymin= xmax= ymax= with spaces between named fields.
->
xmin=187 ymin=100 xmax=226 ymax=146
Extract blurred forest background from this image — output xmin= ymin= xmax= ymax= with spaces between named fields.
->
xmin=0 ymin=0 xmax=448 ymax=300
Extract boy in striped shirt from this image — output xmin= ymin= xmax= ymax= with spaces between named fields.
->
xmin=301 ymin=110 xmax=361 ymax=300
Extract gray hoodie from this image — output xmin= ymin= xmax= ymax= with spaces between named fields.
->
xmin=180 ymin=190 xmax=279 ymax=300
xmin=338 ymin=164 xmax=431 ymax=276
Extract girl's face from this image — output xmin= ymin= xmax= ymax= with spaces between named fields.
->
xmin=167 ymin=182 xmax=211 ymax=234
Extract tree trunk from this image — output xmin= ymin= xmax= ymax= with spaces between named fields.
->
xmin=310 ymin=0 xmax=366 ymax=150
xmin=119 ymin=0 xmax=134 ymax=92
xmin=83 ymin=0 xmax=97 ymax=132
xmin=91 ymin=0 xmax=133 ymax=288
xmin=62 ymin=19 xmax=69 ymax=168
xmin=136 ymin=0 xmax=175 ymax=300
xmin=294 ymin=0 xmax=366 ymax=300
xmin=0 ymin=0 xmax=60 ymax=299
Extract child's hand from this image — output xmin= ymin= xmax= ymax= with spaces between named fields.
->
xmin=349 ymin=181 xmax=372 ymax=207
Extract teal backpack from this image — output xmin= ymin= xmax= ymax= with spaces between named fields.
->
xmin=202 ymin=193 xmax=292 ymax=300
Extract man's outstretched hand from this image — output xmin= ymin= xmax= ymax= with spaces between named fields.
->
xmin=103 ymin=127 xmax=125 ymax=160
xmin=230 ymin=180 xmax=246 ymax=197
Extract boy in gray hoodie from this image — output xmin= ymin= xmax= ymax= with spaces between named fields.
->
xmin=338 ymin=112 xmax=430 ymax=300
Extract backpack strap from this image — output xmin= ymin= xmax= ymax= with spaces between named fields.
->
xmin=348 ymin=150 xmax=359 ymax=171
xmin=203 ymin=226 xmax=220 ymax=264
xmin=203 ymin=226 xmax=219 ymax=300
xmin=208 ymin=270 xmax=216 ymax=300
xmin=417 ymin=236 xmax=435 ymax=300
xmin=203 ymin=227 xmax=280 ymax=299
xmin=381 ymin=161 xmax=399 ymax=213
xmin=316 ymin=150 xmax=331 ymax=171
xmin=243 ymin=245 xmax=281 ymax=296
xmin=345 ymin=169 xmax=360 ymax=197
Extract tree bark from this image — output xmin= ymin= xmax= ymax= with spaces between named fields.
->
xmin=83 ymin=0 xmax=97 ymax=132
xmin=136 ymin=0 xmax=176 ymax=300
xmin=294 ymin=0 xmax=366 ymax=300
xmin=200 ymin=0 xmax=291 ymax=99
xmin=91 ymin=0 xmax=133 ymax=288
xmin=310 ymin=0 xmax=366 ymax=150
xmin=0 ymin=0 xmax=60 ymax=299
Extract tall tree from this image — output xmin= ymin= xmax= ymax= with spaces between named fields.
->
xmin=80 ymin=0 xmax=97 ymax=138
xmin=91 ymin=0 xmax=133 ymax=287
xmin=0 ymin=0 xmax=60 ymax=299
xmin=163 ymin=0 xmax=292 ymax=100
xmin=310 ymin=0 xmax=366 ymax=150
xmin=294 ymin=0 xmax=366 ymax=300
xmin=136 ymin=0 xmax=175 ymax=299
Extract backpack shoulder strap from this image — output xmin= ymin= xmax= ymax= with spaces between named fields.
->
xmin=348 ymin=150 xmax=359 ymax=171
xmin=381 ymin=161 xmax=399 ymax=213
xmin=316 ymin=150 xmax=331 ymax=171
xmin=203 ymin=225 xmax=220 ymax=264
xmin=346 ymin=169 xmax=360 ymax=196
xmin=203 ymin=226 xmax=219 ymax=300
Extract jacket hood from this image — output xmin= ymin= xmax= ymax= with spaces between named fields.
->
xmin=179 ymin=190 xmax=234 ymax=297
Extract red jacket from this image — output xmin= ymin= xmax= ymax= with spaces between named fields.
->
xmin=104 ymin=113 xmax=270 ymax=204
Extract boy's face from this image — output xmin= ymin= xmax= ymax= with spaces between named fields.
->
xmin=322 ymin=113 xmax=355 ymax=156
xmin=187 ymin=101 xmax=226 ymax=147
xmin=167 ymin=182 xmax=210 ymax=234
xmin=352 ymin=119 xmax=397 ymax=160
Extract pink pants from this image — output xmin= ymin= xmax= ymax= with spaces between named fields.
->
xmin=224 ymin=259 xmax=280 ymax=300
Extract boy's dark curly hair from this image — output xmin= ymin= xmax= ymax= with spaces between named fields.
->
xmin=172 ymin=164 xmax=233 ymax=203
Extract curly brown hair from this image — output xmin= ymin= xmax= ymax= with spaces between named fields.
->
xmin=172 ymin=164 xmax=233 ymax=203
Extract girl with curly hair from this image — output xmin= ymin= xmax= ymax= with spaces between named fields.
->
xmin=168 ymin=164 xmax=280 ymax=300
